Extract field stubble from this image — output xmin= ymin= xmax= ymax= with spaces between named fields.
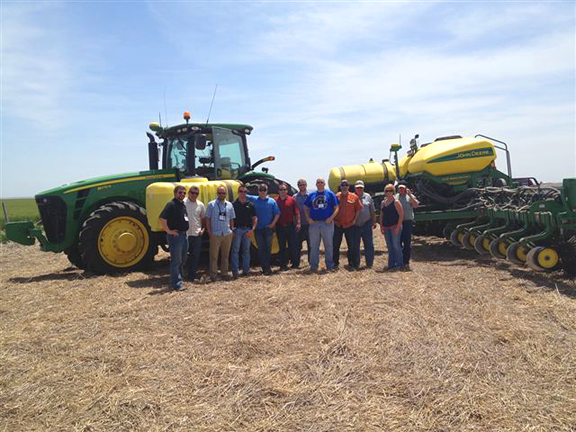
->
xmin=0 ymin=235 xmax=575 ymax=431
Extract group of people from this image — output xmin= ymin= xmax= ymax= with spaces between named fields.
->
xmin=158 ymin=178 xmax=419 ymax=291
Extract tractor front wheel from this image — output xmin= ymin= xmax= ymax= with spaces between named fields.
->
xmin=79 ymin=201 xmax=157 ymax=274
xmin=65 ymin=244 xmax=86 ymax=269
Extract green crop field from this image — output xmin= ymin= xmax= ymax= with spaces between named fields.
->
xmin=0 ymin=198 xmax=39 ymax=242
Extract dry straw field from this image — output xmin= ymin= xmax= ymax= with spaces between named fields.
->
xmin=1 ymin=235 xmax=575 ymax=431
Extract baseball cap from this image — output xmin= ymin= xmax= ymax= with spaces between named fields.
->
xmin=355 ymin=180 xmax=365 ymax=188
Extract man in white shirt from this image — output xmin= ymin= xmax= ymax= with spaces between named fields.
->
xmin=184 ymin=186 xmax=206 ymax=281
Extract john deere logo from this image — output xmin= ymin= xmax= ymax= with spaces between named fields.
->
xmin=430 ymin=147 xmax=494 ymax=164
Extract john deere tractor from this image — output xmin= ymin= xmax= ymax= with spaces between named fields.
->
xmin=6 ymin=112 xmax=293 ymax=274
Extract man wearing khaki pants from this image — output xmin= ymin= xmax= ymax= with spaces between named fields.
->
xmin=205 ymin=186 xmax=236 ymax=281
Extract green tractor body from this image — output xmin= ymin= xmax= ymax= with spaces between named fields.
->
xmin=6 ymin=119 xmax=292 ymax=273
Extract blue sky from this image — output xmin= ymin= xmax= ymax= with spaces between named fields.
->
xmin=2 ymin=1 xmax=575 ymax=198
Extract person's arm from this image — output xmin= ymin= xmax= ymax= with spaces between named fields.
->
xmin=246 ymin=215 xmax=257 ymax=238
xmin=305 ymin=206 xmax=315 ymax=225
xmin=294 ymin=199 xmax=301 ymax=231
xmin=327 ymin=205 xmax=339 ymax=225
xmin=394 ymin=201 xmax=404 ymax=235
xmin=267 ymin=201 xmax=281 ymax=229
xmin=229 ymin=203 xmax=236 ymax=231
xmin=370 ymin=201 xmax=377 ymax=229
xmin=379 ymin=203 xmax=385 ymax=234
xmin=269 ymin=214 xmax=280 ymax=229
xmin=205 ymin=204 xmax=213 ymax=237
xmin=352 ymin=196 xmax=363 ymax=226
xmin=159 ymin=217 xmax=177 ymax=237
xmin=407 ymin=189 xmax=419 ymax=209
xmin=200 ymin=206 xmax=206 ymax=235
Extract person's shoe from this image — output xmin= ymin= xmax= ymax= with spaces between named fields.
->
xmin=366 ymin=264 xmax=373 ymax=269
xmin=241 ymin=271 xmax=250 ymax=277
xmin=280 ymin=266 xmax=288 ymax=271
xmin=232 ymin=273 xmax=239 ymax=280
xmin=172 ymin=285 xmax=185 ymax=291
xmin=291 ymin=264 xmax=300 ymax=269
xmin=263 ymin=269 xmax=272 ymax=276
xmin=309 ymin=267 xmax=318 ymax=274
xmin=210 ymin=275 xmax=218 ymax=282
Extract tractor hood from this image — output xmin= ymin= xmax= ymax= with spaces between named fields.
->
xmin=36 ymin=170 xmax=176 ymax=197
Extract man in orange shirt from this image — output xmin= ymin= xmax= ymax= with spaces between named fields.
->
xmin=333 ymin=179 xmax=363 ymax=269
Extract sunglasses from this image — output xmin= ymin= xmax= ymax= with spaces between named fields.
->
xmin=239 ymin=190 xmax=247 ymax=193
xmin=385 ymin=190 xmax=394 ymax=193
xmin=217 ymin=192 xmax=226 ymax=195
xmin=177 ymin=191 xmax=186 ymax=195
xmin=189 ymin=191 xmax=199 ymax=195
xmin=259 ymin=188 xmax=267 ymax=192
xmin=341 ymin=184 xmax=349 ymax=187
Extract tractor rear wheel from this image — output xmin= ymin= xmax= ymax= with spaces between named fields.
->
xmin=79 ymin=201 xmax=157 ymax=274
xmin=65 ymin=244 xmax=86 ymax=269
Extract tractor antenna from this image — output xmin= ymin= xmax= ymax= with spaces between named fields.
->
xmin=163 ymin=86 xmax=169 ymax=127
xmin=206 ymin=84 xmax=218 ymax=124
xmin=158 ymin=112 xmax=162 ymax=127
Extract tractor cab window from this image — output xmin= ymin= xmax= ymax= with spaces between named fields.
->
xmin=213 ymin=127 xmax=247 ymax=179
xmin=167 ymin=136 xmax=187 ymax=171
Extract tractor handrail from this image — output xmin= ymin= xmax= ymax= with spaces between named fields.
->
xmin=475 ymin=134 xmax=512 ymax=180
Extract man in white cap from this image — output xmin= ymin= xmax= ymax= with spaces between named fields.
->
xmin=395 ymin=181 xmax=419 ymax=269
xmin=354 ymin=180 xmax=377 ymax=268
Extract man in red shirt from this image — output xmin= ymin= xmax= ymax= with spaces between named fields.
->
xmin=275 ymin=183 xmax=301 ymax=270
xmin=333 ymin=179 xmax=363 ymax=269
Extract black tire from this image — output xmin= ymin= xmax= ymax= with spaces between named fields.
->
xmin=489 ymin=238 xmax=507 ymax=259
xmin=461 ymin=232 xmax=476 ymax=250
xmin=559 ymin=235 xmax=576 ymax=277
xmin=506 ymin=242 xmax=526 ymax=266
xmin=65 ymin=244 xmax=86 ymax=269
xmin=79 ymin=201 xmax=157 ymax=274
xmin=474 ymin=234 xmax=490 ymax=255
xmin=450 ymin=229 xmax=463 ymax=247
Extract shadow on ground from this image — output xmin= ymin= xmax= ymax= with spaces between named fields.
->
xmin=411 ymin=236 xmax=576 ymax=298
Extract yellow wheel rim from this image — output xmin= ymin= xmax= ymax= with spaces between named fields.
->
xmin=469 ymin=234 xmax=477 ymax=246
xmin=498 ymin=241 xmax=508 ymax=256
xmin=457 ymin=232 xmax=464 ymax=243
xmin=537 ymin=248 xmax=559 ymax=269
xmin=98 ymin=216 xmax=149 ymax=268
xmin=516 ymin=245 xmax=528 ymax=262
xmin=482 ymin=238 xmax=491 ymax=251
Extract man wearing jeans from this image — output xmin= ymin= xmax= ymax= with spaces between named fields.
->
xmin=294 ymin=178 xmax=310 ymax=267
xmin=354 ymin=180 xmax=377 ymax=268
xmin=205 ymin=186 xmax=236 ymax=281
xmin=159 ymin=185 xmax=189 ymax=291
xmin=333 ymin=179 xmax=363 ymax=269
xmin=248 ymin=184 xmax=280 ymax=275
xmin=184 ymin=186 xmax=205 ymax=281
xmin=275 ymin=183 xmax=301 ymax=270
xmin=231 ymin=185 xmax=257 ymax=278
xmin=396 ymin=182 xmax=419 ymax=269
xmin=304 ymin=178 xmax=339 ymax=272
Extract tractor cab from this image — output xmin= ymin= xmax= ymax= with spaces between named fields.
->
xmin=148 ymin=113 xmax=254 ymax=181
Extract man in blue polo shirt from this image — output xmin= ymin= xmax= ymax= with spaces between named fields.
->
xmin=247 ymin=183 xmax=280 ymax=275
xmin=304 ymin=178 xmax=339 ymax=272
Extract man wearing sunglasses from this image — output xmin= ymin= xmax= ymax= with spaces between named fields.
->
xmin=231 ymin=186 xmax=257 ymax=278
xmin=275 ymin=183 xmax=301 ymax=270
xmin=333 ymin=179 xmax=363 ymax=269
xmin=205 ymin=186 xmax=236 ymax=281
xmin=184 ymin=186 xmax=206 ymax=281
xmin=247 ymin=184 xmax=280 ymax=275
xmin=304 ymin=178 xmax=339 ymax=272
xmin=159 ymin=185 xmax=189 ymax=291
